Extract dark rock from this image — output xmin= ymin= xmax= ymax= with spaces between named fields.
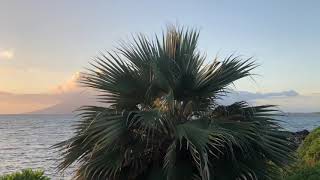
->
xmin=296 ymin=129 xmax=309 ymax=136
xmin=290 ymin=129 xmax=310 ymax=146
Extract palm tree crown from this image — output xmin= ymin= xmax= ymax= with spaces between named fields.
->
xmin=56 ymin=26 xmax=294 ymax=180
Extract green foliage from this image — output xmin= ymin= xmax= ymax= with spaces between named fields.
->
xmin=284 ymin=163 xmax=320 ymax=180
xmin=298 ymin=127 xmax=320 ymax=166
xmin=281 ymin=127 xmax=320 ymax=180
xmin=0 ymin=169 xmax=50 ymax=180
xmin=56 ymin=26 xmax=295 ymax=180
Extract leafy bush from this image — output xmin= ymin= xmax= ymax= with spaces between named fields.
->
xmin=284 ymin=163 xmax=320 ymax=180
xmin=0 ymin=169 xmax=50 ymax=180
xmin=298 ymin=127 xmax=320 ymax=166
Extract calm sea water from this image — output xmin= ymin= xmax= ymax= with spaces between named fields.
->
xmin=0 ymin=114 xmax=319 ymax=179
xmin=0 ymin=114 xmax=76 ymax=179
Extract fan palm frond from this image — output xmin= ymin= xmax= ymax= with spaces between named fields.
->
xmin=56 ymin=26 xmax=294 ymax=180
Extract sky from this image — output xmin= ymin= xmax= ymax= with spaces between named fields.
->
xmin=0 ymin=0 xmax=319 ymax=113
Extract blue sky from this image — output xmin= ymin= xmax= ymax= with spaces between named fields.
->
xmin=0 ymin=0 xmax=319 ymax=113
xmin=1 ymin=0 xmax=320 ymax=93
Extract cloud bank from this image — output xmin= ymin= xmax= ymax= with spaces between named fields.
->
xmin=220 ymin=90 xmax=320 ymax=113
xmin=0 ymin=90 xmax=96 ymax=114
xmin=0 ymin=72 xmax=318 ymax=114
xmin=0 ymin=88 xmax=319 ymax=114
xmin=0 ymin=72 xmax=95 ymax=114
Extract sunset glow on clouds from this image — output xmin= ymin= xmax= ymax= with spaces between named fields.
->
xmin=51 ymin=72 xmax=82 ymax=94
xmin=0 ymin=49 xmax=14 ymax=60
xmin=0 ymin=92 xmax=58 ymax=114
xmin=0 ymin=72 xmax=93 ymax=114
xmin=0 ymin=72 xmax=85 ymax=114
xmin=1 ymin=70 xmax=319 ymax=114
xmin=0 ymin=66 xmax=72 ymax=94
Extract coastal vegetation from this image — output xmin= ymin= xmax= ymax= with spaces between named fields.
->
xmin=283 ymin=127 xmax=320 ymax=180
xmin=55 ymin=26 xmax=295 ymax=180
xmin=284 ymin=163 xmax=320 ymax=180
xmin=298 ymin=127 xmax=320 ymax=166
xmin=0 ymin=169 xmax=50 ymax=180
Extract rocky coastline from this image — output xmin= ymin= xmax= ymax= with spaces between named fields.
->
xmin=290 ymin=129 xmax=310 ymax=146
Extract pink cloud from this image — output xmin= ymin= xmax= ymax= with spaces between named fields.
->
xmin=51 ymin=72 xmax=82 ymax=94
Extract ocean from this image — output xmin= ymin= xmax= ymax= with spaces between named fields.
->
xmin=0 ymin=114 xmax=75 ymax=179
xmin=0 ymin=114 xmax=319 ymax=179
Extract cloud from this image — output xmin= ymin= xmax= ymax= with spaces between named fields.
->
xmin=220 ymin=90 xmax=320 ymax=113
xmin=0 ymin=87 xmax=319 ymax=114
xmin=0 ymin=72 xmax=99 ymax=114
xmin=52 ymin=72 xmax=82 ymax=93
xmin=0 ymin=49 xmax=14 ymax=60
xmin=254 ymin=94 xmax=320 ymax=113
xmin=220 ymin=90 xmax=299 ymax=104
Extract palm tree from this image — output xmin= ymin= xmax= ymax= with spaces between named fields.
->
xmin=56 ymin=26 xmax=294 ymax=180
